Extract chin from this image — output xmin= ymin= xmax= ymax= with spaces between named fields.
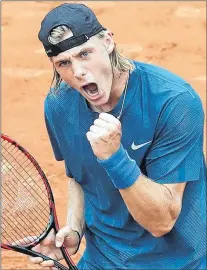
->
xmin=93 ymin=98 xmax=108 ymax=107
xmin=94 ymin=93 xmax=110 ymax=105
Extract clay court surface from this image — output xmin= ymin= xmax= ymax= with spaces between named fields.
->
xmin=2 ymin=1 xmax=206 ymax=269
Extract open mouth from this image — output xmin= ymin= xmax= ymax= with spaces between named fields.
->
xmin=82 ymin=83 xmax=99 ymax=98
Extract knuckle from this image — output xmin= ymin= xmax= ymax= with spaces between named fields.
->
xmin=116 ymin=120 xmax=121 ymax=128
xmin=29 ymin=257 xmax=42 ymax=264
xmin=108 ymin=124 xmax=116 ymax=134
xmin=99 ymin=112 xmax=105 ymax=118
xmin=55 ymin=235 xmax=62 ymax=242
xmin=40 ymin=260 xmax=54 ymax=267
xmin=94 ymin=119 xmax=101 ymax=126
xmin=109 ymin=123 xmax=116 ymax=131
xmin=29 ymin=257 xmax=35 ymax=263
xmin=90 ymin=125 xmax=95 ymax=131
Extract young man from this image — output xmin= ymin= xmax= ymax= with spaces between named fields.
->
xmin=32 ymin=3 xmax=206 ymax=269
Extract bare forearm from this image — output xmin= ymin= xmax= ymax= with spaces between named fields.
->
xmin=119 ymin=174 xmax=182 ymax=237
xmin=67 ymin=177 xmax=85 ymax=237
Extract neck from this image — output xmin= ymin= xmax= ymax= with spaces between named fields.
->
xmin=92 ymin=70 xmax=129 ymax=113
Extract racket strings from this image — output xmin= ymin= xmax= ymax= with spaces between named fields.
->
xmin=1 ymin=138 xmax=52 ymax=246
xmin=2 ymin=155 xmax=51 ymax=218
xmin=2 ymin=143 xmax=50 ymax=243
xmin=2 ymin=147 xmax=51 ymax=222
xmin=2 ymin=141 xmax=50 ymax=206
xmin=2 ymin=141 xmax=50 ymax=214
xmin=1 ymin=194 xmax=40 ymax=246
xmin=2 ymin=188 xmax=49 ymax=246
xmin=2 ymin=181 xmax=49 ymax=238
xmin=2 ymin=170 xmax=50 ymax=244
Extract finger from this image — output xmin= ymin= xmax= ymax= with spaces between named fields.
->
xmin=94 ymin=119 xmax=115 ymax=132
xmin=86 ymin=131 xmax=100 ymax=142
xmin=99 ymin=112 xmax=120 ymax=124
xmin=56 ymin=226 xmax=73 ymax=248
xmin=90 ymin=125 xmax=106 ymax=134
xmin=94 ymin=118 xmax=109 ymax=128
xmin=29 ymin=256 xmax=44 ymax=264
xmin=50 ymin=267 xmax=58 ymax=270
xmin=40 ymin=260 xmax=55 ymax=267
xmin=64 ymin=231 xmax=80 ymax=246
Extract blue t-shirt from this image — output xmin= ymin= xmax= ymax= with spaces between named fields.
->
xmin=45 ymin=61 xmax=206 ymax=270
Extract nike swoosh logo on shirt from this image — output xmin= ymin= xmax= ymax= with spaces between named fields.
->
xmin=131 ymin=140 xmax=152 ymax=150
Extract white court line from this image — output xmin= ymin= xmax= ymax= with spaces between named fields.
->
xmin=118 ymin=44 xmax=143 ymax=53
xmin=192 ymin=75 xmax=206 ymax=82
xmin=175 ymin=6 xmax=205 ymax=19
xmin=2 ymin=68 xmax=51 ymax=78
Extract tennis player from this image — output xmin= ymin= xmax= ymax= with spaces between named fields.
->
xmin=30 ymin=3 xmax=206 ymax=269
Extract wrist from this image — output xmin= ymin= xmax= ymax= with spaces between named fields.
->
xmin=72 ymin=230 xmax=81 ymax=255
xmin=97 ymin=144 xmax=141 ymax=189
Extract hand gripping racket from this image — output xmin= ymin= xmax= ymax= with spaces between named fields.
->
xmin=1 ymin=134 xmax=78 ymax=270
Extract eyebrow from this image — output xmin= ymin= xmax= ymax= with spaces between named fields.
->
xmin=54 ymin=46 xmax=95 ymax=64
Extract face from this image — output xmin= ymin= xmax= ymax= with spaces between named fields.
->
xmin=52 ymin=32 xmax=115 ymax=106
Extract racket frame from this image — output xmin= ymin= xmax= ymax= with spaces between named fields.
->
xmin=1 ymin=134 xmax=78 ymax=270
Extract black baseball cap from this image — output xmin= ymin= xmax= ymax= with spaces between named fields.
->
xmin=38 ymin=3 xmax=106 ymax=57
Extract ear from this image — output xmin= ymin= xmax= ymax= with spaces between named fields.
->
xmin=104 ymin=32 xmax=115 ymax=54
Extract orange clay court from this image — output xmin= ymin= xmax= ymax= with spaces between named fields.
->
xmin=2 ymin=1 xmax=206 ymax=269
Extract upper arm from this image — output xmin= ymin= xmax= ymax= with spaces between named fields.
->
xmin=44 ymin=110 xmax=63 ymax=161
xmin=67 ymin=177 xmax=85 ymax=235
xmin=68 ymin=177 xmax=83 ymax=195
xmin=68 ymin=177 xmax=84 ymax=208
xmin=45 ymin=98 xmax=74 ymax=178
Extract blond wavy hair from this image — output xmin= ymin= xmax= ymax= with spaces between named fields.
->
xmin=48 ymin=25 xmax=134 ymax=92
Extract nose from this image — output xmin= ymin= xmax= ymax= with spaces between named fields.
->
xmin=72 ymin=61 xmax=86 ymax=80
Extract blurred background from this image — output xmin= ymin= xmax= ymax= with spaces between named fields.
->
xmin=2 ymin=1 xmax=206 ymax=269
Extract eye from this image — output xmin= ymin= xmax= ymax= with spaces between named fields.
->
xmin=59 ymin=60 xmax=71 ymax=67
xmin=79 ymin=51 xmax=90 ymax=58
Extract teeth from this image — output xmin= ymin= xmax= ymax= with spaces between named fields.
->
xmin=90 ymin=90 xmax=97 ymax=94
xmin=83 ymin=83 xmax=99 ymax=97
xmin=87 ymin=89 xmax=98 ymax=96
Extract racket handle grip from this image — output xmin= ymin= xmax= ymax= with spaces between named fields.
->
xmin=61 ymin=246 xmax=79 ymax=270
xmin=8 ymin=246 xmax=77 ymax=270
xmin=54 ymin=259 xmax=76 ymax=270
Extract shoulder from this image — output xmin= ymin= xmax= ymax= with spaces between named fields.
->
xmin=133 ymin=60 xmax=187 ymax=85
xmin=45 ymin=82 xmax=74 ymax=106
xmin=44 ymin=82 xmax=79 ymax=116
xmin=133 ymin=60 xmax=195 ymax=97
xmin=132 ymin=61 xmax=202 ymax=113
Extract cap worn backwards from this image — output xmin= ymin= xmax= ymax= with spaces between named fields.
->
xmin=38 ymin=3 xmax=106 ymax=57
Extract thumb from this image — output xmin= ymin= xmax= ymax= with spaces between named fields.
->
xmin=55 ymin=226 xmax=73 ymax=248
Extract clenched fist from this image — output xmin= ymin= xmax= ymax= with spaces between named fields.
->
xmin=86 ymin=113 xmax=122 ymax=160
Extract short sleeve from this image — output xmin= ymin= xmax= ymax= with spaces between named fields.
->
xmin=145 ymin=91 xmax=204 ymax=184
xmin=45 ymin=113 xmax=74 ymax=178
xmin=45 ymin=113 xmax=63 ymax=161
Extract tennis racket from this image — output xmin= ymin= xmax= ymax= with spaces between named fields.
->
xmin=1 ymin=134 xmax=78 ymax=270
